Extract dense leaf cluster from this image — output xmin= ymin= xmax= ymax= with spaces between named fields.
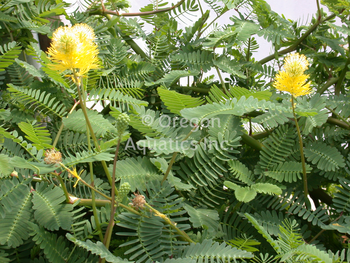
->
xmin=0 ymin=0 xmax=350 ymax=262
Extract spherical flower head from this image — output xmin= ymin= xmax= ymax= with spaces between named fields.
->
xmin=273 ymin=53 xmax=311 ymax=97
xmin=129 ymin=193 xmax=146 ymax=210
xmin=47 ymin=24 xmax=99 ymax=80
xmin=44 ymin=148 xmax=62 ymax=164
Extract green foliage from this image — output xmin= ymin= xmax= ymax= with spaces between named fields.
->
xmin=178 ymin=239 xmax=254 ymax=261
xmin=157 ymin=86 xmax=204 ymax=115
xmin=32 ymin=182 xmax=74 ymax=231
xmin=7 ymin=84 xmax=67 ymax=118
xmin=30 ymin=223 xmax=71 ymax=263
xmin=0 ymin=0 xmax=350 ymax=262
xmin=304 ymin=142 xmax=345 ymax=171
xmin=183 ymin=203 xmax=220 ymax=234
xmin=18 ymin=121 xmax=52 ymax=150
xmin=0 ymin=42 xmax=22 ymax=72
xmin=66 ymin=234 xmax=130 ymax=263
xmin=0 ymin=178 xmax=32 ymax=248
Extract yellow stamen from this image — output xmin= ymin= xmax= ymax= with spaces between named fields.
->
xmin=273 ymin=53 xmax=312 ymax=97
xmin=47 ymin=24 xmax=100 ymax=82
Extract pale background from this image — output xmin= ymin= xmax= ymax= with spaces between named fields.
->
xmin=63 ymin=0 xmax=325 ymax=60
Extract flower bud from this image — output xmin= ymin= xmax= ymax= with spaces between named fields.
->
xmin=116 ymin=113 xmax=130 ymax=135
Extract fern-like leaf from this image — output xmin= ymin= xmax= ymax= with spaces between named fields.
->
xmin=0 ymin=41 xmax=22 ymax=72
xmin=88 ymin=88 xmax=148 ymax=107
xmin=63 ymin=109 xmax=117 ymax=137
xmin=111 ymin=157 xmax=162 ymax=192
xmin=63 ymin=150 xmax=114 ymax=167
xmin=32 ymin=182 xmax=74 ymax=231
xmin=0 ymin=179 xmax=32 ymax=248
xmin=66 ymin=234 xmax=131 ymax=263
xmin=7 ymin=84 xmax=67 ymax=117
xmin=304 ymin=142 xmax=345 ymax=172
xmin=178 ymin=239 xmax=254 ymax=261
xmin=244 ymin=213 xmax=282 ymax=253
xmin=172 ymin=50 xmax=214 ymax=72
xmin=281 ymin=243 xmax=332 ymax=263
xmin=333 ymin=177 xmax=350 ymax=213
xmin=18 ymin=122 xmax=52 ymax=150
xmin=158 ymin=86 xmax=204 ymax=115
xmin=183 ymin=203 xmax=220 ymax=234
xmin=0 ymin=154 xmax=14 ymax=177
xmin=30 ymin=223 xmax=70 ymax=263
xmin=146 ymin=70 xmax=200 ymax=88
xmin=213 ymin=56 xmax=246 ymax=78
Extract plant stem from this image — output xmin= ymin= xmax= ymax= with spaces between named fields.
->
xmin=53 ymin=172 xmax=70 ymax=203
xmin=241 ymin=133 xmax=263 ymax=151
xmin=200 ymin=7 xmax=228 ymax=38
xmin=326 ymin=107 xmax=350 ymax=126
xmin=73 ymin=71 xmax=114 ymax=187
xmin=316 ymin=0 xmax=321 ymax=20
xmin=327 ymin=117 xmax=350 ymax=130
xmin=215 ymin=66 xmax=228 ymax=93
xmin=308 ymin=212 xmax=343 ymax=243
xmin=145 ymin=203 xmax=195 ymax=244
xmin=103 ymin=138 xmax=121 ymax=249
xmin=89 ymin=0 xmax=185 ymax=17
xmin=197 ymin=0 xmax=204 ymax=16
xmin=74 ymin=198 xmax=110 ymax=206
xmin=258 ymin=14 xmax=336 ymax=65
xmin=291 ymin=96 xmax=310 ymax=210
xmin=161 ymin=152 xmax=178 ymax=185
xmin=317 ymin=77 xmax=338 ymax=94
xmin=52 ymin=101 xmax=80 ymax=148
xmin=86 ymin=124 xmax=103 ymax=242
xmin=61 ymin=162 xmax=112 ymax=201
xmin=161 ymin=126 xmax=197 ymax=184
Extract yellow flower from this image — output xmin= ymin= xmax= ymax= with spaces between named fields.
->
xmin=273 ymin=53 xmax=311 ymax=97
xmin=47 ymin=24 xmax=99 ymax=80
xmin=66 ymin=166 xmax=84 ymax=188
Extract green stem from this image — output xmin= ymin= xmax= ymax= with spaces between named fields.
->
xmin=327 ymin=117 xmax=350 ymax=130
xmin=308 ymin=212 xmax=343 ymax=243
xmin=316 ymin=0 xmax=321 ymax=20
xmin=72 ymin=196 xmax=143 ymax=216
xmin=258 ymin=14 xmax=336 ymax=65
xmin=90 ymin=0 xmax=185 ymax=17
xmin=103 ymin=138 xmax=121 ymax=249
xmin=161 ymin=152 xmax=178 ymax=185
xmin=291 ymin=96 xmax=310 ymax=210
xmin=317 ymin=77 xmax=338 ymax=94
xmin=52 ymin=101 xmax=80 ymax=148
xmin=145 ymin=203 xmax=195 ymax=244
xmin=161 ymin=126 xmax=197 ymax=184
xmin=86 ymin=125 xmax=103 ymax=242
xmin=62 ymin=163 xmax=113 ymax=201
xmin=79 ymin=179 xmax=112 ymax=201
xmin=74 ymin=198 xmax=111 ymax=207
xmin=200 ymin=7 xmax=228 ymax=38
xmin=53 ymin=173 xmax=70 ymax=203
xmin=326 ymin=107 xmax=350 ymax=126
xmin=241 ymin=133 xmax=263 ymax=151
xmin=73 ymin=71 xmax=114 ymax=187
xmin=251 ymin=130 xmax=273 ymax=140
xmin=197 ymin=0 xmax=204 ymax=16
xmin=215 ymin=66 xmax=228 ymax=93
xmin=172 ymin=85 xmax=210 ymax=93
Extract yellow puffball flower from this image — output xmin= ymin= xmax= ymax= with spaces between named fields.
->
xmin=273 ymin=53 xmax=311 ymax=97
xmin=47 ymin=24 xmax=99 ymax=81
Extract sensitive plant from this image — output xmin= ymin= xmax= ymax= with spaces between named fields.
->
xmin=0 ymin=0 xmax=350 ymax=262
